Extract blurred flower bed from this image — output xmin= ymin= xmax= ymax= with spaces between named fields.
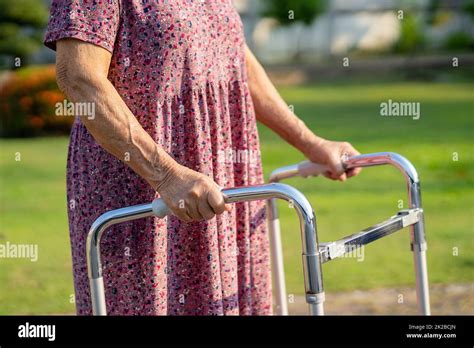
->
xmin=0 ymin=65 xmax=73 ymax=137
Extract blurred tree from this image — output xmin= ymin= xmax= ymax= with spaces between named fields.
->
xmin=394 ymin=12 xmax=425 ymax=53
xmin=426 ymin=0 xmax=441 ymax=25
xmin=444 ymin=31 xmax=474 ymax=50
xmin=261 ymin=0 xmax=324 ymax=26
xmin=0 ymin=0 xmax=49 ymax=68
xmin=261 ymin=0 xmax=325 ymax=60
xmin=464 ymin=0 xmax=474 ymax=19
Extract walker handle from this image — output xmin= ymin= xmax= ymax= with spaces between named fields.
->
xmin=297 ymin=159 xmax=350 ymax=178
xmin=152 ymin=198 xmax=171 ymax=218
xmin=297 ymin=161 xmax=330 ymax=178
xmin=296 ymin=152 xmax=420 ymax=180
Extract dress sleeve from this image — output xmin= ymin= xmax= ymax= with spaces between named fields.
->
xmin=44 ymin=0 xmax=120 ymax=54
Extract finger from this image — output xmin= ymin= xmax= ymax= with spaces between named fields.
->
xmin=338 ymin=172 xmax=347 ymax=182
xmin=174 ymin=208 xmax=193 ymax=222
xmin=324 ymin=171 xmax=340 ymax=181
xmin=328 ymin=163 xmax=345 ymax=178
xmin=197 ymin=197 xmax=216 ymax=220
xmin=346 ymin=167 xmax=362 ymax=178
xmin=341 ymin=143 xmax=361 ymax=179
xmin=343 ymin=143 xmax=360 ymax=158
xmin=185 ymin=200 xmax=202 ymax=221
xmin=325 ymin=149 xmax=346 ymax=176
xmin=212 ymin=183 xmax=229 ymax=212
xmin=167 ymin=200 xmax=192 ymax=222
xmin=207 ymin=189 xmax=226 ymax=215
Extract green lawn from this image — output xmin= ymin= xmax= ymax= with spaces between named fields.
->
xmin=1 ymin=80 xmax=473 ymax=314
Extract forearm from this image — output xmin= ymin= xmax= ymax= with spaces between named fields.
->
xmin=245 ymin=47 xmax=323 ymax=155
xmin=57 ymin=71 xmax=176 ymax=190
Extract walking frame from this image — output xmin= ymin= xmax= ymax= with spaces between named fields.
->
xmin=268 ymin=152 xmax=430 ymax=315
xmin=86 ymin=152 xmax=430 ymax=315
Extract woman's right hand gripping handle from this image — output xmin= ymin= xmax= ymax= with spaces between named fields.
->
xmin=54 ymin=39 xmax=227 ymax=223
xmin=155 ymin=163 xmax=231 ymax=222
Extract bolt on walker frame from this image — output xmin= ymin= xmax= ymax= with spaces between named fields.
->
xmin=267 ymin=152 xmax=430 ymax=315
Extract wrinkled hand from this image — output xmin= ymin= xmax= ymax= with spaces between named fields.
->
xmin=156 ymin=164 xmax=231 ymax=222
xmin=304 ymin=138 xmax=362 ymax=181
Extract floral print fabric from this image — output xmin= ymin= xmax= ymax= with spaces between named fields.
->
xmin=45 ymin=0 xmax=271 ymax=315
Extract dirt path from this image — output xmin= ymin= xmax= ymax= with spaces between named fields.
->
xmin=287 ymin=283 xmax=474 ymax=315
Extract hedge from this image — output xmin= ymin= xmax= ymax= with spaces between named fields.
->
xmin=0 ymin=65 xmax=73 ymax=137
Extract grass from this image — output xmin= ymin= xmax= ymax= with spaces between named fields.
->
xmin=0 ymin=137 xmax=73 ymax=314
xmin=0 ymin=80 xmax=473 ymax=314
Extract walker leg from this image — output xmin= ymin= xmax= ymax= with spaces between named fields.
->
xmin=90 ymin=276 xmax=107 ymax=315
xmin=308 ymin=294 xmax=325 ymax=315
xmin=303 ymin=250 xmax=325 ymax=316
xmin=411 ymin=214 xmax=431 ymax=315
xmin=267 ymin=198 xmax=289 ymax=315
xmin=409 ymin=180 xmax=431 ymax=315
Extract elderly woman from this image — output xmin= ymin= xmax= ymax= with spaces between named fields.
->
xmin=45 ymin=0 xmax=361 ymax=315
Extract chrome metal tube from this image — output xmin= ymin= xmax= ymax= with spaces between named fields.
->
xmin=86 ymin=203 xmax=155 ymax=315
xmin=222 ymin=184 xmax=324 ymax=316
xmin=345 ymin=153 xmax=430 ymax=315
xmin=266 ymin=198 xmax=288 ymax=315
xmin=267 ymin=152 xmax=431 ymax=315
xmin=87 ymin=183 xmax=323 ymax=316
xmin=268 ymin=164 xmax=300 ymax=183
xmin=318 ymin=209 xmax=422 ymax=263
xmin=267 ymin=167 xmax=297 ymax=316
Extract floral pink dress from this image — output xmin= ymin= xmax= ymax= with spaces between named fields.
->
xmin=45 ymin=0 xmax=271 ymax=315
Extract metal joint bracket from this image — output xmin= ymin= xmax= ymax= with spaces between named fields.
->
xmin=411 ymin=241 xmax=428 ymax=252
xmin=306 ymin=292 xmax=325 ymax=305
xmin=326 ymin=242 xmax=346 ymax=260
xmin=398 ymin=208 xmax=423 ymax=228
